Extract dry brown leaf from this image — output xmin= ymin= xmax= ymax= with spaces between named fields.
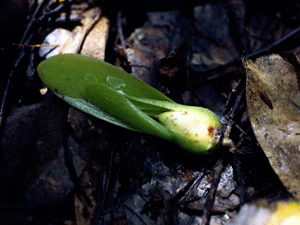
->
xmin=60 ymin=8 xmax=102 ymax=55
xmin=81 ymin=15 xmax=109 ymax=60
xmin=244 ymin=54 xmax=300 ymax=199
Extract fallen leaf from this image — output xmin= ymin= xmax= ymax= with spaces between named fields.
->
xmin=244 ymin=54 xmax=300 ymax=199
xmin=81 ymin=15 xmax=109 ymax=60
xmin=60 ymin=8 xmax=103 ymax=55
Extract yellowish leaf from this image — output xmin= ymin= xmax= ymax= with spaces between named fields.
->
xmin=244 ymin=54 xmax=300 ymax=199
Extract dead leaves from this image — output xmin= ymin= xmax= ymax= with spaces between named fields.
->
xmin=244 ymin=54 xmax=300 ymax=199
xmin=60 ymin=8 xmax=109 ymax=60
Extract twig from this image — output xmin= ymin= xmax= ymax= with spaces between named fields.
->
xmin=247 ymin=25 xmax=300 ymax=58
xmin=0 ymin=0 xmax=74 ymax=136
xmin=0 ymin=0 xmax=46 ymax=133
xmin=0 ymin=35 xmax=31 ymax=131
xmin=170 ymin=157 xmax=218 ymax=225
xmin=223 ymin=86 xmax=250 ymax=203
xmin=120 ymin=200 xmax=148 ymax=225
xmin=202 ymin=158 xmax=225 ymax=225
xmin=62 ymin=105 xmax=92 ymax=207
xmin=39 ymin=0 xmax=67 ymax=22
xmin=20 ymin=0 xmax=45 ymax=44
xmin=192 ymin=25 xmax=300 ymax=84
xmin=92 ymin=140 xmax=131 ymax=225
xmin=117 ymin=11 xmax=127 ymax=51
xmin=92 ymin=146 xmax=114 ymax=225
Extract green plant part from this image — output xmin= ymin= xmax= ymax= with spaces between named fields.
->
xmin=157 ymin=107 xmax=221 ymax=152
xmin=37 ymin=54 xmax=222 ymax=154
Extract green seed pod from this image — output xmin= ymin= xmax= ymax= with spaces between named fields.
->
xmin=157 ymin=107 xmax=221 ymax=153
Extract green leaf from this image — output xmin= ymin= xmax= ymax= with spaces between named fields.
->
xmin=82 ymin=83 xmax=172 ymax=139
xmin=38 ymin=53 xmax=175 ymax=138
xmin=38 ymin=54 xmax=173 ymax=102
xmin=125 ymin=96 xmax=180 ymax=116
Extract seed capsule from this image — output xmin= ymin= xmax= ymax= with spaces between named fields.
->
xmin=157 ymin=106 xmax=222 ymax=153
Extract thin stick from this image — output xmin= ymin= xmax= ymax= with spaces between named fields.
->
xmin=193 ymin=25 xmax=300 ymax=84
xmin=202 ymin=158 xmax=224 ymax=225
xmin=0 ymin=0 xmax=46 ymax=132
xmin=62 ymin=105 xmax=92 ymax=207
